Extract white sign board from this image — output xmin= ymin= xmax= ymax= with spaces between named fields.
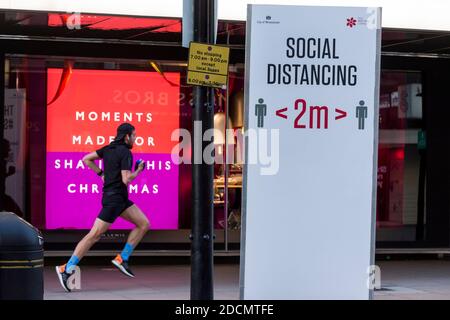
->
xmin=240 ymin=5 xmax=381 ymax=299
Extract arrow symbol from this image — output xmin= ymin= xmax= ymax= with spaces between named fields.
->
xmin=335 ymin=108 xmax=347 ymax=120
xmin=276 ymin=107 xmax=288 ymax=119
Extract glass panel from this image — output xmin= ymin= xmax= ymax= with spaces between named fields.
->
xmin=5 ymin=54 xmax=188 ymax=230
xmin=376 ymin=71 xmax=423 ymax=242
xmin=213 ymin=68 xmax=245 ymax=240
xmin=2 ymin=57 xmax=27 ymax=219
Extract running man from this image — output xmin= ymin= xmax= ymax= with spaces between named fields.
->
xmin=56 ymin=123 xmax=150 ymax=292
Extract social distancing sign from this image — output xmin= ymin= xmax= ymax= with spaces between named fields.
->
xmin=240 ymin=5 xmax=381 ymax=299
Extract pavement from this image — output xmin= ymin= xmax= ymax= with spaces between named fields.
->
xmin=46 ymin=263 xmax=239 ymax=300
xmin=374 ymin=260 xmax=450 ymax=300
xmin=44 ymin=260 xmax=450 ymax=300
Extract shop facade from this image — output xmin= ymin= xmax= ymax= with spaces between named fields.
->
xmin=2 ymin=2 xmax=450 ymax=254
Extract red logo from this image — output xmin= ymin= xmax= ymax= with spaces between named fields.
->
xmin=346 ymin=17 xmax=357 ymax=28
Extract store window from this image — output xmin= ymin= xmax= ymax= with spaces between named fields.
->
xmin=3 ymin=55 xmax=189 ymax=231
xmin=2 ymin=55 xmax=246 ymax=243
xmin=376 ymin=71 xmax=424 ymax=242
xmin=0 ymin=11 xmax=245 ymax=250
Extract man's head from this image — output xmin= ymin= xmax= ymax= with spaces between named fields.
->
xmin=114 ymin=123 xmax=136 ymax=148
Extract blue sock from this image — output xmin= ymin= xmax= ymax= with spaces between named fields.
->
xmin=66 ymin=255 xmax=79 ymax=273
xmin=120 ymin=243 xmax=134 ymax=261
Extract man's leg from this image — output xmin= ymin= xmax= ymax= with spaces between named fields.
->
xmin=72 ymin=218 xmax=111 ymax=261
xmin=111 ymin=205 xmax=149 ymax=277
xmin=65 ymin=218 xmax=111 ymax=272
xmin=120 ymin=204 xmax=150 ymax=248
xmin=56 ymin=218 xmax=110 ymax=292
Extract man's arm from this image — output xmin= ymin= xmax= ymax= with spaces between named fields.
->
xmin=121 ymin=162 xmax=144 ymax=185
xmin=82 ymin=151 xmax=102 ymax=175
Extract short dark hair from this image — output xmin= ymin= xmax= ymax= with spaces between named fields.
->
xmin=114 ymin=123 xmax=135 ymax=142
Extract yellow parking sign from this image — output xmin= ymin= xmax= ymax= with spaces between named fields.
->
xmin=187 ymin=42 xmax=230 ymax=89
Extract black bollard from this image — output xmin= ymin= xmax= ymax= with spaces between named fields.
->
xmin=0 ymin=211 xmax=44 ymax=300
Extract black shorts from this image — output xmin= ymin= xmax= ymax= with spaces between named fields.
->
xmin=98 ymin=192 xmax=134 ymax=223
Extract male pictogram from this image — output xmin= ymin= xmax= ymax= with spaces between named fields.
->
xmin=356 ymin=100 xmax=368 ymax=130
xmin=255 ymin=98 xmax=267 ymax=128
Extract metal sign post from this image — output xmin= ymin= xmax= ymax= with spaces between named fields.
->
xmin=190 ymin=0 xmax=216 ymax=300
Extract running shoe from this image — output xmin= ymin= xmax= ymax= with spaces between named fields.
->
xmin=55 ymin=264 xmax=74 ymax=292
xmin=111 ymin=255 xmax=135 ymax=278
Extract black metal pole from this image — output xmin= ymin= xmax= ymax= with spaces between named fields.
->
xmin=190 ymin=0 xmax=215 ymax=300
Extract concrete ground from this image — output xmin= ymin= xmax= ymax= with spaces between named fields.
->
xmin=46 ymin=264 xmax=239 ymax=300
xmin=374 ymin=260 xmax=450 ymax=300
xmin=44 ymin=260 xmax=450 ymax=300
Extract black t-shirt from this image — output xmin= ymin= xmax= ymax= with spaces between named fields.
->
xmin=96 ymin=142 xmax=133 ymax=196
